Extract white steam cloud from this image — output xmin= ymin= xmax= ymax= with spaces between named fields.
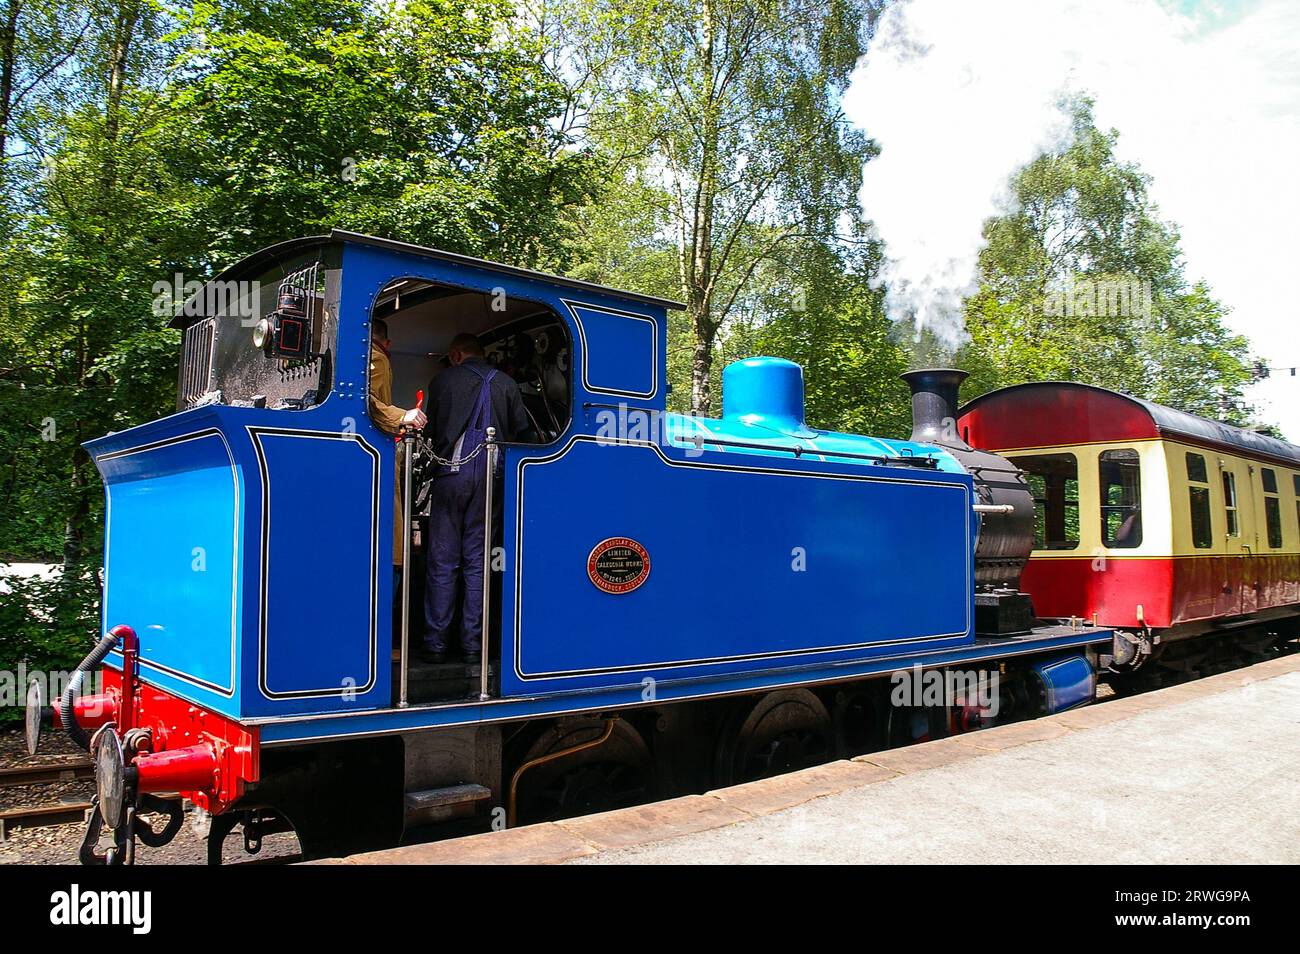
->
xmin=845 ymin=0 xmax=1098 ymax=354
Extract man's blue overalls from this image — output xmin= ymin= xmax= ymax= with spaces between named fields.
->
xmin=424 ymin=364 xmax=498 ymax=658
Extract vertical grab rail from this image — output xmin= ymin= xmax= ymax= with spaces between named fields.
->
xmin=398 ymin=429 xmax=417 ymax=708
xmin=480 ymin=427 xmax=497 ymax=701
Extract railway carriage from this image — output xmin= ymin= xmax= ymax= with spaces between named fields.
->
xmin=959 ymin=383 xmax=1300 ymax=667
xmin=26 ymin=230 xmax=1209 ymax=864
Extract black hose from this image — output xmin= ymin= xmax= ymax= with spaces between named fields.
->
xmin=60 ymin=630 xmax=122 ymax=751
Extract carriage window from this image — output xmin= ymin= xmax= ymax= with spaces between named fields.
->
xmin=1262 ymin=468 xmax=1283 ymax=548
xmin=1294 ymin=475 xmax=1300 ymax=541
xmin=1222 ymin=470 xmax=1240 ymax=537
xmin=1265 ymin=498 xmax=1283 ymax=548
xmin=1100 ymin=449 xmax=1142 ymax=548
xmin=1190 ymin=487 xmax=1213 ymax=548
xmin=1187 ymin=453 xmax=1213 ymax=549
xmin=1016 ymin=453 xmax=1079 ymax=550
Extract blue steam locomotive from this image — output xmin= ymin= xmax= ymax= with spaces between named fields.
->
xmin=31 ymin=231 xmax=1113 ymax=863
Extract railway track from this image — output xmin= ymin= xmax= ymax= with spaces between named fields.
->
xmin=0 ymin=801 xmax=93 ymax=840
xmin=0 ymin=760 xmax=97 ymax=841
xmin=0 ymin=760 xmax=94 ymax=788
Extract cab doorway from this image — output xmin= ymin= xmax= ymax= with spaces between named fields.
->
xmin=367 ymin=278 xmax=571 ymax=704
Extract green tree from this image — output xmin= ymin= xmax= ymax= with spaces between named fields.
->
xmin=0 ymin=0 xmax=184 ymax=567
xmin=167 ymin=0 xmax=596 ymax=267
xmin=549 ymin=0 xmax=874 ymax=415
xmin=0 ymin=0 xmax=90 ymax=168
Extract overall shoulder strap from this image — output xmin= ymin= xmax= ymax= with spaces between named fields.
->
xmin=467 ymin=366 xmax=496 ymax=430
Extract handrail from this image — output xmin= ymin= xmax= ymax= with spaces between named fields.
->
xmin=398 ymin=430 xmax=416 ymax=708
xmin=479 ymin=428 xmax=498 ymax=702
xmin=673 ymin=433 xmax=940 ymax=468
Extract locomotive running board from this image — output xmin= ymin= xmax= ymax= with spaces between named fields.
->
xmin=249 ymin=624 xmax=1113 ymax=747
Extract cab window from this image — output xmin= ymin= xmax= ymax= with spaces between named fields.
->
xmin=1294 ymin=475 xmax=1300 ymax=541
xmin=368 ymin=279 xmax=572 ymax=444
xmin=1100 ymin=449 xmax=1142 ymax=548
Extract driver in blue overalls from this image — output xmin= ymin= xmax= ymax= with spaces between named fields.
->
xmin=421 ymin=333 xmax=530 ymax=664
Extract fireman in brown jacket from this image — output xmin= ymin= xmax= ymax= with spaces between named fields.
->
xmin=368 ymin=318 xmax=427 ymax=586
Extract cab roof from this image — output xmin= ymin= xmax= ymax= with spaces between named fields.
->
xmin=171 ymin=230 xmax=684 ymax=328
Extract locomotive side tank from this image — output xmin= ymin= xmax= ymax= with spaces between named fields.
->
xmin=502 ymin=353 xmax=980 ymax=697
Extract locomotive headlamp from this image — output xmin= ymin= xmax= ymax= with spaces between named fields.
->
xmin=252 ymin=317 xmax=272 ymax=349
xmin=252 ymin=311 xmax=312 ymax=360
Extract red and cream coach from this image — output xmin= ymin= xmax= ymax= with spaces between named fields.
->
xmin=960 ymin=381 xmax=1300 ymax=675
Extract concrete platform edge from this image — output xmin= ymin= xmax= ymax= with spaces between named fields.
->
xmin=314 ymin=653 xmax=1300 ymax=865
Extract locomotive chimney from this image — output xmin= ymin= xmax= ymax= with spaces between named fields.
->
xmin=900 ymin=368 xmax=971 ymax=450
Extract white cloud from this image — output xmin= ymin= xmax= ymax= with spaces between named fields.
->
xmin=846 ymin=0 xmax=1300 ymax=438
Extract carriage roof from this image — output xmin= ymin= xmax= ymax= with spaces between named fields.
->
xmin=960 ymin=380 xmax=1300 ymax=468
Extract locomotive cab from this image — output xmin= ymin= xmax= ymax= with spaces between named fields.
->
xmin=87 ymin=230 xmax=680 ymax=723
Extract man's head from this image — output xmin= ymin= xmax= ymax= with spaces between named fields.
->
xmin=447 ymin=332 xmax=484 ymax=366
xmin=371 ymin=318 xmax=390 ymax=350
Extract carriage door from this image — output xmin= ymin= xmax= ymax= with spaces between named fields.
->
xmin=1221 ymin=462 xmax=1253 ymax=615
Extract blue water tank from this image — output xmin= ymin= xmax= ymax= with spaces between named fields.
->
xmin=722 ymin=357 xmax=807 ymax=431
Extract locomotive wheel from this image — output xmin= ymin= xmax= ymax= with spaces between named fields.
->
xmin=512 ymin=718 xmax=655 ymax=826
xmin=715 ymin=689 xmax=834 ymax=787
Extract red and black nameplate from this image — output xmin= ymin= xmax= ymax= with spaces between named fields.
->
xmin=587 ymin=537 xmax=650 ymax=594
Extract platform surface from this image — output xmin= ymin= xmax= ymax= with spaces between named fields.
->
xmin=326 ymin=653 xmax=1300 ymax=865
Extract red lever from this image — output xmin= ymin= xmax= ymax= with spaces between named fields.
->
xmin=396 ymin=390 xmax=425 ymax=443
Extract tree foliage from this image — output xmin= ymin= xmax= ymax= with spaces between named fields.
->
xmin=959 ymin=100 xmax=1253 ymax=421
xmin=546 ymin=0 xmax=874 ymax=415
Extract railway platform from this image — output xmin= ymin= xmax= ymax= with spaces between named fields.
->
xmin=323 ymin=652 xmax=1300 ymax=865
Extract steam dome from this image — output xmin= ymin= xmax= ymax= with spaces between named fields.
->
xmin=722 ymin=357 xmax=807 ymax=431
